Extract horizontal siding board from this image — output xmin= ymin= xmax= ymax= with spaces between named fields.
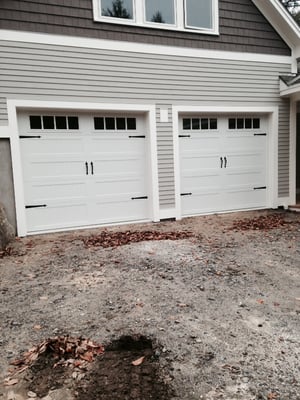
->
xmin=0 ymin=0 xmax=291 ymax=56
xmin=0 ymin=41 xmax=291 ymax=203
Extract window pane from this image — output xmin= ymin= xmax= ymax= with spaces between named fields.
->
xmin=127 ymin=118 xmax=136 ymax=130
xmin=94 ymin=117 xmax=104 ymax=130
xmin=183 ymin=118 xmax=191 ymax=130
xmin=210 ymin=119 xmax=217 ymax=130
xmin=43 ymin=116 xmax=55 ymax=129
xmin=116 ymin=117 xmax=126 ymax=130
xmin=185 ymin=0 xmax=212 ymax=29
xmin=245 ymin=118 xmax=252 ymax=129
xmin=30 ymin=116 xmax=42 ymax=129
xmin=68 ymin=117 xmax=79 ymax=130
xmin=253 ymin=118 xmax=260 ymax=129
xmin=55 ymin=116 xmax=67 ymax=129
xmin=101 ymin=0 xmax=133 ymax=19
xmin=105 ymin=117 xmax=115 ymax=130
xmin=237 ymin=118 xmax=244 ymax=129
xmin=201 ymin=118 xmax=209 ymax=130
xmin=228 ymin=119 xmax=236 ymax=129
xmin=192 ymin=118 xmax=200 ymax=130
xmin=145 ymin=0 xmax=175 ymax=24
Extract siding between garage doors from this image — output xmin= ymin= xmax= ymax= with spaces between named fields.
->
xmin=0 ymin=40 xmax=291 ymax=205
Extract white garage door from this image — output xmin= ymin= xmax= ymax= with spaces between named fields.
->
xmin=179 ymin=115 xmax=268 ymax=216
xmin=19 ymin=112 xmax=150 ymax=233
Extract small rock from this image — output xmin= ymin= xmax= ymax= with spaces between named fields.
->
xmin=27 ymin=392 xmax=37 ymax=398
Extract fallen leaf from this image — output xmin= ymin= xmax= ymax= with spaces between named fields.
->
xmin=257 ymin=299 xmax=264 ymax=304
xmin=132 ymin=356 xmax=145 ymax=366
xmin=267 ymin=393 xmax=278 ymax=400
xmin=4 ymin=378 xmax=19 ymax=386
xmin=33 ymin=325 xmax=42 ymax=330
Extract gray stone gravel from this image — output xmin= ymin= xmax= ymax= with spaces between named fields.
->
xmin=0 ymin=210 xmax=299 ymax=400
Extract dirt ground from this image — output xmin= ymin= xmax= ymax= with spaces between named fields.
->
xmin=0 ymin=210 xmax=299 ymax=400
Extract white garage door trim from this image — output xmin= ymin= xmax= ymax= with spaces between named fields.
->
xmin=7 ymin=100 xmax=160 ymax=236
xmin=172 ymin=105 xmax=279 ymax=220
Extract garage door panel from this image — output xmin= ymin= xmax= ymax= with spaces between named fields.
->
xmin=179 ymin=115 xmax=268 ymax=215
xmin=20 ymin=113 xmax=150 ymax=233
xmin=21 ymin=137 xmax=85 ymax=154
xmin=26 ymin=203 xmax=89 ymax=232
xmin=93 ymin=199 xmax=148 ymax=224
xmin=25 ymin=180 xmax=88 ymax=201
xmin=182 ymin=192 xmax=223 ymax=216
xmin=224 ymin=188 xmax=266 ymax=210
xmin=93 ymin=175 xmax=146 ymax=195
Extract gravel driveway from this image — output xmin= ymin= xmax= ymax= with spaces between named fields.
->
xmin=0 ymin=210 xmax=299 ymax=400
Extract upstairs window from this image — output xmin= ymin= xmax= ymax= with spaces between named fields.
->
xmin=93 ymin=0 xmax=219 ymax=34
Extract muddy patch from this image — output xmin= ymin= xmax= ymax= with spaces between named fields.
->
xmin=15 ymin=336 xmax=173 ymax=400
xmin=77 ymin=335 xmax=173 ymax=400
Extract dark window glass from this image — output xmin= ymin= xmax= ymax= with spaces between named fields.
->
xmin=105 ymin=117 xmax=115 ymax=130
xmin=228 ymin=119 xmax=236 ymax=129
xmin=237 ymin=118 xmax=244 ymax=129
xmin=210 ymin=119 xmax=218 ymax=130
xmin=68 ymin=117 xmax=79 ymax=130
xmin=145 ymin=0 xmax=175 ymax=24
xmin=245 ymin=118 xmax=252 ymax=129
xmin=55 ymin=116 xmax=67 ymax=129
xmin=102 ymin=0 xmax=133 ymax=19
xmin=253 ymin=118 xmax=260 ymax=129
xmin=43 ymin=116 xmax=55 ymax=129
xmin=94 ymin=117 xmax=104 ymax=130
xmin=201 ymin=118 xmax=209 ymax=130
xmin=127 ymin=118 xmax=136 ymax=130
xmin=116 ymin=118 xmax=126 ymax=130
xmin=183 ymin=118 xmax=191 ymax=130
xmin=29 ymin=116 xmax=42 ymax=129
xmin=192 ymin=118 xmax=200 ymax=130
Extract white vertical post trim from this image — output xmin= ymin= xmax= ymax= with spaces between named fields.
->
xmin=148 ymin=105 xmax=160 ymax=222
xmin=267 ymin=107 xmax=279 ymax=208
xmin=172 ymin=106 xmax=182 ymax=220
xmin=7 ymin=100 xmax=27 ymax=236
xmin=289 ymin=99 xmax=297 ymax=204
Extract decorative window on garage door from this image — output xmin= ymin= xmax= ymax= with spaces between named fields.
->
xmin=29 ymin=116 xmax=79 ymax=130
xmin=94 ymin=117 xmax=137 ymax=131
xmin=228 ymin=117 xmax=260 ymax=130
xmin=182 ymin=117 xmax=218 ymax=130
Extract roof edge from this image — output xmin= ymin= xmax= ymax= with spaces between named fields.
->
xmin=252 ymin=0 xmax=300 ymax=50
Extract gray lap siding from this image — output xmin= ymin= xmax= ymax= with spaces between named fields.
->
xmin=0 ymin=41 xmax=291 ymax=222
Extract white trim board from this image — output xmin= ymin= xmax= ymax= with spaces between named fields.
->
xmin=172 ymin=105 xmax=280 ymax=220
xmin=0 ymin=29 xmax=292 ymax=66
xmin=6 ymin=99 xmax=160 ymax=236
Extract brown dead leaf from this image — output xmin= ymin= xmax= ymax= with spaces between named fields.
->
xmin=4 ymin=378 xmax=19 ymax=386
xmin=33 ymin=325 xmax=42 ymax=331
xmin=267 ymin=393 xmax=278 ymax=400
xmin=132 ymin=356 xmax=145 ymax=366
xmin=257 ymin=299 xmax=265 ymax=304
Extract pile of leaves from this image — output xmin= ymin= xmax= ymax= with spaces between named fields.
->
xmin=83 ymin=230 xmax=194 ymax=248
xmin=228 ymin=214 xmax=289 ymax=231
xmin=0 ymin=246 xmax=13 ymax=259
xmin=8 ymin=336 xmax=104 ymax=375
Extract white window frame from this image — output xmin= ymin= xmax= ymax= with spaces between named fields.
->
xmin=92 ymin=0 xmax=219 ymax=35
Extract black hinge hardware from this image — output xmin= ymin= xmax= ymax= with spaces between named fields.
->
xmin=128 ymin=136 xmax=146 ymax=138
xmin=253 ymin=186 xmax=267 ymax=190
xmin=254 ymin=133 xmax=267 ymax=136
xmin=131 ymin=196 xmax=148 ymax=200
xmin=179 ymin=135 xmax=191 ymax=138
xmin=25 ymin=204 xmax=47 ymax=209
xmin=181 ymin=193 xmax=192 ymax=196
xmin=19 ymin=135 xmax=41 ymax=139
